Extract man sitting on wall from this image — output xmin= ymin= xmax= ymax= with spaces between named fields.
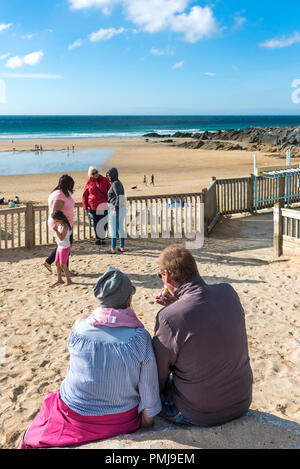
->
xmin=153 ymin=244 xmax=253 ymax=427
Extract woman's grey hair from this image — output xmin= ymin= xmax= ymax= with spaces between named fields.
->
xmin=88 ymin=166 xmax=97 ymax=177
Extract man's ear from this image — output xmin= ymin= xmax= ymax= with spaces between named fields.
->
xmin=165 ymin=270 xmax=173 ymax=285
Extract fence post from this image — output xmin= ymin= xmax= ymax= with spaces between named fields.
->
xmin=249 ymin=174 xmax=254 ymax=213
xmin=202 ymin=188 xmax=208 ymax=236
xmin=274 ymin=202 xmax=283 ymax=258
xmin=278 ymin=177 xmax=286 ymax=208
xmin=25 ymin=201 xmax=35 ymax=248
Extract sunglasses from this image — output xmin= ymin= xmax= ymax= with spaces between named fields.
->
xmin=91 ymin=171 xmax=98 ymax=175
xmin=157 ymin=270 xmax=166 ymax=279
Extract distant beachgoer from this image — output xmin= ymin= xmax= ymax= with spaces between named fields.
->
xmin=82 ymin=167 xmax=111 ymax=246
xmin=106 ymin=168 xmax=126 ymax=254
xmin=151 ymin=174 xmax=154 ymax=185
xmin=14 ymin=196 xmax=20 ymax=205
xmin=20 ymin=267 xmax=161 ymax=449
xmin=51 ymin=211 xmax=73 ymax=287
xmin=143 ymin=175 xmax=147 ymax=185
xmin=43 ymin=175 xmax=75 ymax=274
xmin=8 ymin=200 xmax=15 ymax=208
xmin=72 ymin=145 xmax=75 ymax=152
xmin=0 ymin=197 xmax=5 ymax=205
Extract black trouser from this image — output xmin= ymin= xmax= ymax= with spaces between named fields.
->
xmin=45 ymin=232 xmax=73 ymax=266
xmin=90 ymin=209 xmax=108 ymax=240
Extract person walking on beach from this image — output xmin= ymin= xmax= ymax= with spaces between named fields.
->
xmin=143 ymin=175 xmax=147 ymax=186
xmin=82 ymin=167 xmax=111 ymax=246
xmin=43 ymin=175 xmax=75 ymax=274
xmin=21 ymin=267 xmax=161 ymax=449
xmin=51 ymin=211 xmax=72 ymax=287
xmin=151 ymin=174 xmax=154 ymax=185
xmin=153 ymin=244 xmax=253 ymax=427
xmin=106 ymin=168 xmax=126 ymax=254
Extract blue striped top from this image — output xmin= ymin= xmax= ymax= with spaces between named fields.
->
xmin=60 ymin=318 xmax=162 ymax=417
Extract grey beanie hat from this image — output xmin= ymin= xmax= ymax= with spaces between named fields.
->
xmin=94 ymin=266 xmax=136 ymax=309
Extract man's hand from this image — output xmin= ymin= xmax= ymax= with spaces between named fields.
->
xmin=155 ymin=289 xmax=177 ymax=306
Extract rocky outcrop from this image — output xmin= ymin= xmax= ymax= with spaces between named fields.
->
xmin=144 ymin=126 xmax=300 ymax=157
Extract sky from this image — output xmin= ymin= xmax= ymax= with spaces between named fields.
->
xmin=0 ymin=0 xmax=300 ymax=115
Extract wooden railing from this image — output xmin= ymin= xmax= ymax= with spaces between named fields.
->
xmin=216 ymin=174 xmax=300 ymax=215
xmin=274 ymin=204 xmax=300 ymax=257
xmin=1 ymin=175 xmax=300 ymax=250
xmin=0 ymin=205 xmax=26 ymax=249
xmin=216 ymin=176 xmax=253 ymax=215
xmin=203 ymin=178 xmax=220 ymax=234
xmin=0 ymin=192 xmax=205 ymax=249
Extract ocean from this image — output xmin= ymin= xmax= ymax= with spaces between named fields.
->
xmin=0 ymin=115 xmax=300 ymax=140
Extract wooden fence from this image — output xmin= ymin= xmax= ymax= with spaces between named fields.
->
xmin=216 ymin=174 xmax=300 ymax=215
xmin=0 ymin=192 xmax=205 ymax=249
xmin=274 ymin=204 xmax=300 ymax=257
xmin=1 ymin=173 xmax=300 ymax=250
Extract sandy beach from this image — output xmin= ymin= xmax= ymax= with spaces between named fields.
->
xmin=0 ymin=137 xmax=294 ymax=204
xmin=0 ymin=139 xmax=300 ymax=449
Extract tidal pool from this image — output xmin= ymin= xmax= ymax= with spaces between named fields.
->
xmin=0 ymin=149 xmax=114 ymax=176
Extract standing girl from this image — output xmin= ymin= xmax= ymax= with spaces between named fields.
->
xmin=43 ymin=174 xmax=75 ymax=274
xmin=51 ymin=211 xmax=73 ymax=287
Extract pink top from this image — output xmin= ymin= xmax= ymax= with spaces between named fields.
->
xmin=48 ymin=189 xmax=75 ymax=230
xmin=87 ymin=307 xmax=144 ymax=329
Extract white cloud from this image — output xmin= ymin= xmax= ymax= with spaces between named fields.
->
xmin=68 ymin=0 xmax=118 ymax=14
xmin=204 ymin=72 xmax=216 ymax=76
xmin=0 ymin=23 xmax=12 ymax=33
xmin=68 ymin=39 xmax=84 ymax=49
xmin=0 ymin=72 xmax=62 ymax=79
xmin=5 ymin=56 xmax=23 ymax=69
xmin=23 ymin=50 xmax=44 ymax=66
xmin=124 ymin=0 xmax=188 ymax=33
xmin=89 ymin=27 xmax=125 ymax=41
xmin=150 ymin=46 xmax=174 ymax=56
xmin=260 ymin=32 xmax=300 ymax=49
xmin=21 ymin=33 xmax=35 ymax=40
xmin=0 ymin=53 xmax=10 ymax=60
xmin=170 ymin=6 xmax=219 ymax=43
xmin=124 ymin=1 xmax=220 ymax=42
xmin=69 ymin=0 xmax=220 ymax=43
xmin=232 ymin=15 xmax=246 ymax=31
xmin=5 ymin=50 xmax=44 ymax=69
xmin=172 ymin=60 xmax=184 ymax=69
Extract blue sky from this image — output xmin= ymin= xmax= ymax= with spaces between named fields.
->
xmin=0 ymin=0 xmax=300 ymax=115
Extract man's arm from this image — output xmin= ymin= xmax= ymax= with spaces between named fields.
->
xmin=152 ymin=315 xmax=177 ymax=393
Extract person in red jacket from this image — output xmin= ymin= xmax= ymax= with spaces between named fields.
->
xmin=82 ymin=167 xmax=111 ymax=245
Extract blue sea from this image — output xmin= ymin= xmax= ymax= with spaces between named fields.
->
xmin=0 ymin=115 xmax=300 ymax=140
xmin=1 ymin=115 xmax=300 ymax=176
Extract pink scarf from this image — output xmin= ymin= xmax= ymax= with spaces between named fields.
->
xmin=88 ymin=307 xmax=144 ymax=329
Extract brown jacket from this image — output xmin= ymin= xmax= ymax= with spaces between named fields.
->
xmin=152 ymin=275 xmax=253 ymax=425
